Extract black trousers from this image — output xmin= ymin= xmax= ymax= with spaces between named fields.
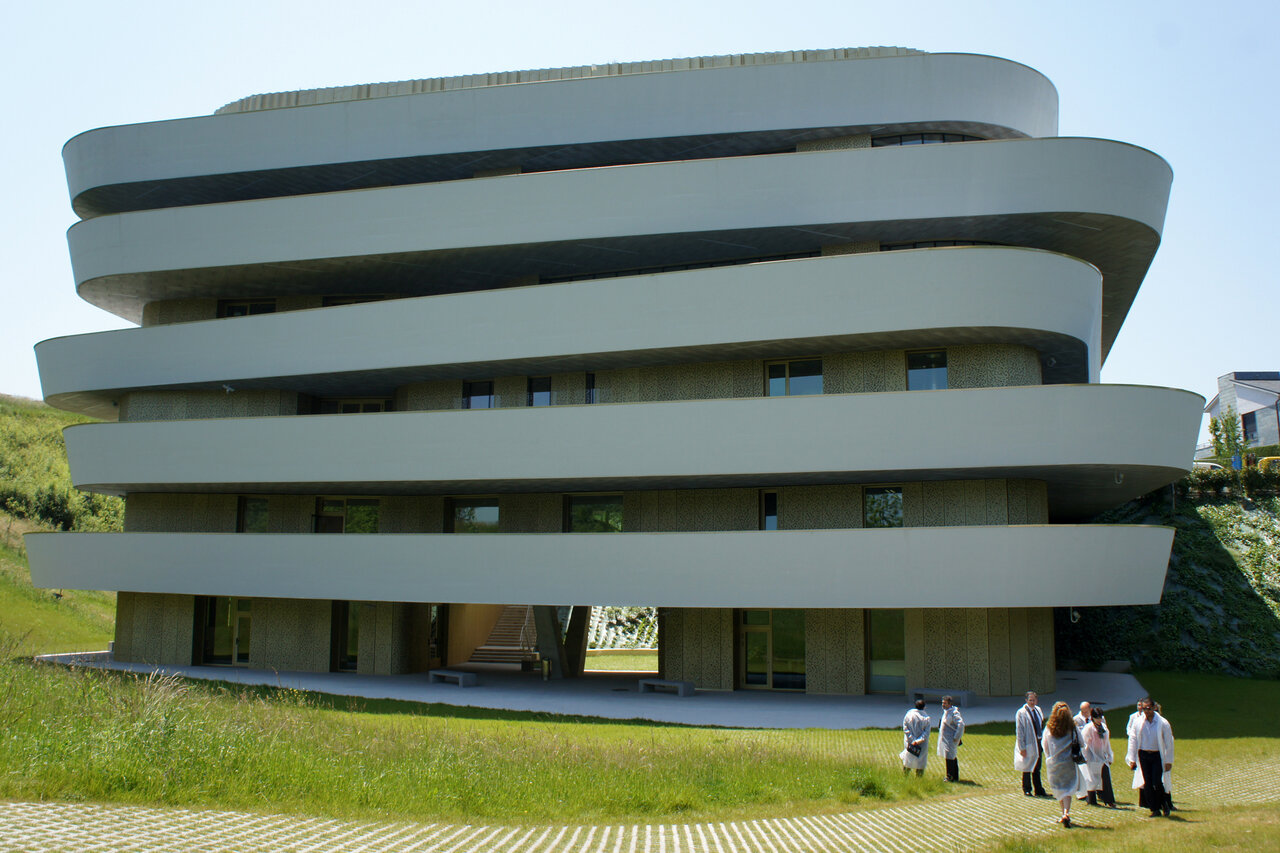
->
xmin=1100 ymin=763 xmax=1115 ymax=806
xmin=1022 ymin=747 xmax=1046 ymax=794
xmin=945 ymin=757 xmax=959 ymax=782
xmin=1138 ymin=749 xmax=1167 ymax=814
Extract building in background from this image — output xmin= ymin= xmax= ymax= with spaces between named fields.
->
xmin=1202 ymin=372 xmax=1280 ymax=454
xmin=29 ymin=48 xmax=1201 ymax=696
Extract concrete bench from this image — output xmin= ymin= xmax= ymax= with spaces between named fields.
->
xmin=910 ymin=687 xmax=976 ymax=707
xmin=638 ymin=678 xmax=695 ymax=697
xmin=429 ymin=669 xmax=478 ymax=687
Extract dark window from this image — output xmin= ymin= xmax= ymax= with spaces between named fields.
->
xmin=907 ymin=350 xmax=948 ymax=391
xmin=314 ymin=498 xmax=379 ymax=533
xmin=866 ymin=609 xmax=906 ymax=693
xmin=871 ymin=133 xmax=982 ymax=147
xmin=565 ymin=495 xmax=623 ymax=532
xmin=462 ymin=380 xmax=494 ymax=410
xmin=331 ymin=601 xmax=359 ymax=672
xmin=1243 ymin=411 xmax=1259 ymax=443
xmin=760 ymin=491 xmax=778 ymax=531
xmin=880 ymin=240 xmax=999 ymax=251
xmin=528 ymin=376 xmax=552 ymax=407
xmin=450 ymin=498 xmax=501 ymax=533
xmin=316 ymin=398 xmax=392 ymax=414
xmin=766 ymin=359 xmax=823 ymax=397
xmin=863 ymin=487 xmax=903 ymax=528
xmin=217 ymin=299 xmax=276 ymax=318
xmin=585 ymin=373 xmax=597 ymax=404
xmin=236 ymin=497 xmax=268 ymax=533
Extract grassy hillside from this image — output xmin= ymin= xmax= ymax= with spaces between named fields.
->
xmin=1056 ymin=491 xmax=1280 ymax=677
xmin=0 ymin=394 xmax=122 ymax=531
xmin=0 ymin=394 xmax=118 ymax=655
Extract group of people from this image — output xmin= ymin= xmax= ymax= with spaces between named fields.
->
xmin=900 ymin=695 xmax=965 ymax=782
xmin=901 ymin=691 xmax=1175 ymax=828
xmin=1016 ymin=691 xmax=1174 ymax=825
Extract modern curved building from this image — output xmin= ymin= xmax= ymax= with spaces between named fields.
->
xmin=30 ymin=48 xmax=1201 ymax=695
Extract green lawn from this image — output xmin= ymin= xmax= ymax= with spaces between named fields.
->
xmin=0 ymin=533 xmax=114 ymax=657
xmin=583 ymin=652 xmax=658 ymax=671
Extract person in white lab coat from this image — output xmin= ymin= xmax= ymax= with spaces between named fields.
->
xmin=1126 ymin=697 xmax=1174 ymax=817
xmin=1042 ymin=701 xmax=1083 ymax=826
xmin=1081 ymin=706 xmax=1116 ymax=807
xmin=900 ymin=699 xmax=931 ymax=776
xmin=937 ymin=695 xmax=965 ymax=782
xmin=1014 ymin=691 xmax=1048 ymax=796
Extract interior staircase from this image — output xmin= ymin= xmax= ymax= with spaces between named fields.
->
xmin=468 ymin=604 xmax=538 ymax=664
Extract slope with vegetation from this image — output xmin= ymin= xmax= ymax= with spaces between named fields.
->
xmin=1056 ymin=473 xmax=1280 ymax=677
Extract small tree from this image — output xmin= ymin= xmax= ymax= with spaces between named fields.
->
xmin=1209 ymin=405 xmax=1246 ymax=466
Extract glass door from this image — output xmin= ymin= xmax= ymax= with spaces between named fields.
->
xmin=331 ymin=601 xmax=359 ymax=672
xmin=739 ymin=609 xmax=806 ymax=690
xmin=200 ymin=596 xmax=252 ymax=666
xmin=866 ymin=609 xmax=906 ymax=693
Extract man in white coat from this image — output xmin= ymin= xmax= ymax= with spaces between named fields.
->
xmin=1073 ymin=701 xmax=1093 ymax=800
xmin=937 ymin=695 xmax=964 ymax=782
xmin=901 ymin=698 xmax=931 ymax=776
xmin=1126 ymin=696 xmax=1174 ymax=817
xmin=1014 ymin=691 xmax=1048 ymax=796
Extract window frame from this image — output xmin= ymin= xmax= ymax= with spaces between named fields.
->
xmin=764 ymin=357 xmax=824 ymax=397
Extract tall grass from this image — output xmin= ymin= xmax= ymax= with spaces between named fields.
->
xmin=0 ymin=395 xmax=122 ymax=533
xmin=0 ymin=656 xmax=941 ymax=823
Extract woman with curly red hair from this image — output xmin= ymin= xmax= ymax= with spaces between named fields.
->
xmin=1042 ymin=701 xmax=1082 ymax=826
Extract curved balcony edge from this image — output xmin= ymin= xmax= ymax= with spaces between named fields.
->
xmin=37 ymin=247 xmax=1101 ymax=418
xmin=66 ymin=137 xmax=1170 ymax=354
xmin=64 ymin=52 xmax=1057 ymax=216
xmin=25 ymin=524 xmax=1171 ymax=609
xmin=60 ymin=384 xmax=1204 ymax=517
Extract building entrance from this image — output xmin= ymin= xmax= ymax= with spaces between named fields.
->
xmin=197 ymin=596 xmax=251 ymax=666
xmin=866 ymin=608 xmax=906 ymax=693
xmin=739 ymin=609 xmax=806 ymax=690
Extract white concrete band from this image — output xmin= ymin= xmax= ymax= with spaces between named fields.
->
xmin=37 ymin=247 xmax=1102 ymax=417
xmin=25 ymin=523 xmax=1173 ymax=608
xmin=64 ymin=52 xmax=1056 ymax=210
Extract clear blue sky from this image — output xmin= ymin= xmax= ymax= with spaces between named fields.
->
xmin=3 ymin=0 xmax=1275 ymax=442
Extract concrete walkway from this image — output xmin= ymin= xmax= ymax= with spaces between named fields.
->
xmin=38 ymin=651 xmax=1145 ymax=729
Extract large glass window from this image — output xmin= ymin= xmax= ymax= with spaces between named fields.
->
xmin=866 ymin=609 xmax=906 ymax=693
xmin=451 ymin=498 xmax=501 ymax=533
xmin=462 ymin=380 xmax=494 ymax=410
xmin=907 ymin=350 xmax=948 ymax=391
xmin=314 ymin=498 xmax=379 ymax=533
xmin=863 ymin=487 xmax=903 ymax=528
xmin=197 ymin=596 xmax=252 ymax=666
xmin=528 ymin=376 xmax=552 ymax=407
xmin=236 ymin=497 xmax=268 ymax=533
xmin=739 ymin=609 xmax=806 ymax=691
xmin=1243 ymin=411 xmax=1259 ymax=444
xmin=565 ymin=495 xmax=623 ymax=532
xmin=766 ymin=359 xmax=823 ymax=397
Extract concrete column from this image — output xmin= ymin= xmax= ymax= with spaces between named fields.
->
xmin=562 ymin=605 xmax=592 ymax=676
xmin=533 ymin=605 xmax=567 ymax=679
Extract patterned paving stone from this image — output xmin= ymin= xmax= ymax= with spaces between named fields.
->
xmin=6 ymin=744 xmax=1278 ymax=852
